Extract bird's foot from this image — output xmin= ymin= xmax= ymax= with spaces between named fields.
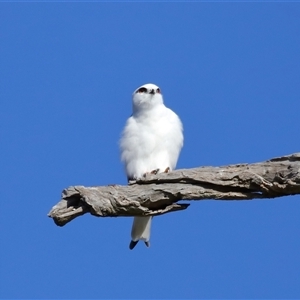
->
xmin=143 ymin=169 xmax=160 ymax=178
xmin=150 ymin=168 xmax=160 ymax=175
xmin=144 ymin=241 xmax=150 ymax=248
xmin=164 ymin=167 xmax=170 ymax=173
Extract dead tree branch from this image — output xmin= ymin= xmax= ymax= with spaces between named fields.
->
xmin=48 ymin=153 xmax=300 ymax=226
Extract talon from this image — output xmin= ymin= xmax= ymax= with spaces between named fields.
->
xmin=164 ymin=167 xmax=170 ymax=173
xmin=150 ymin=168 xmax=160 ymax=175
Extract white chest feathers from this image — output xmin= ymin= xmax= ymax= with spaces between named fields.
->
xmin=120 ymin=103 xmax=183 ymax=180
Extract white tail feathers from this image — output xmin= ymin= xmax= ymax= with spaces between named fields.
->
xmin=129 ymin=216 xmax=152 ymax=249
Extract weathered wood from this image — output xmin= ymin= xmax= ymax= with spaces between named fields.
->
xmin=48 ymin=152 xmax=300 ymax=226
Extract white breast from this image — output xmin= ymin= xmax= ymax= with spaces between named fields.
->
xmin=120 ymin=103 xmax=183 ymax=180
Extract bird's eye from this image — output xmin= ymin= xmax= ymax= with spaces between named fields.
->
xmin=156 ymin=88 xmax=161 ymax=94
xmin=136 ymin=87 xmax=147 ymax=93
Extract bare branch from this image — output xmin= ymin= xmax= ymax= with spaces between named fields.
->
xmin=48 ymin=152 xmax=300 ymax=226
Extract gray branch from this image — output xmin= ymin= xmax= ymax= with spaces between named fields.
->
xmin=48 ymin=152 xmax=300 ymax=226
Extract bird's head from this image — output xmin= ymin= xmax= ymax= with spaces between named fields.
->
xmin=132 ymin=83 xmax=163 ymax=113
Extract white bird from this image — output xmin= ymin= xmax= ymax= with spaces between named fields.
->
xmin=120 ymin=83 xmax=183 ymax=249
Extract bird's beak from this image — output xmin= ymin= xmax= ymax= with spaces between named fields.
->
xmin=149 ymin=89 xmax=155 ymax=95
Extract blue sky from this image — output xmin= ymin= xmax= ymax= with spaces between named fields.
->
xmin=1 ymin=2 xmax=300 ymax=299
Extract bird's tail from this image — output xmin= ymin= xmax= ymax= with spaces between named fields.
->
xmin=129 ymin=216 xmax=152 ymax=250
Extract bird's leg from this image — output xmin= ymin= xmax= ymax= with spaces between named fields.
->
xmin=164 ymin=167 xmax=170 ymax=173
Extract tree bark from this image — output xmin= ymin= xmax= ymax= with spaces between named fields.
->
xmin=48 ymin=152 xmax=300 ymax=226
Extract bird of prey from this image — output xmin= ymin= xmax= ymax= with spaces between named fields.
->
xmin=120 ymin=83 xmax=183 ymax=250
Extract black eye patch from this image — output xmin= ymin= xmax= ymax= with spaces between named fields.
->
xmin=136 ymin=87 xmax=148 ymax=93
